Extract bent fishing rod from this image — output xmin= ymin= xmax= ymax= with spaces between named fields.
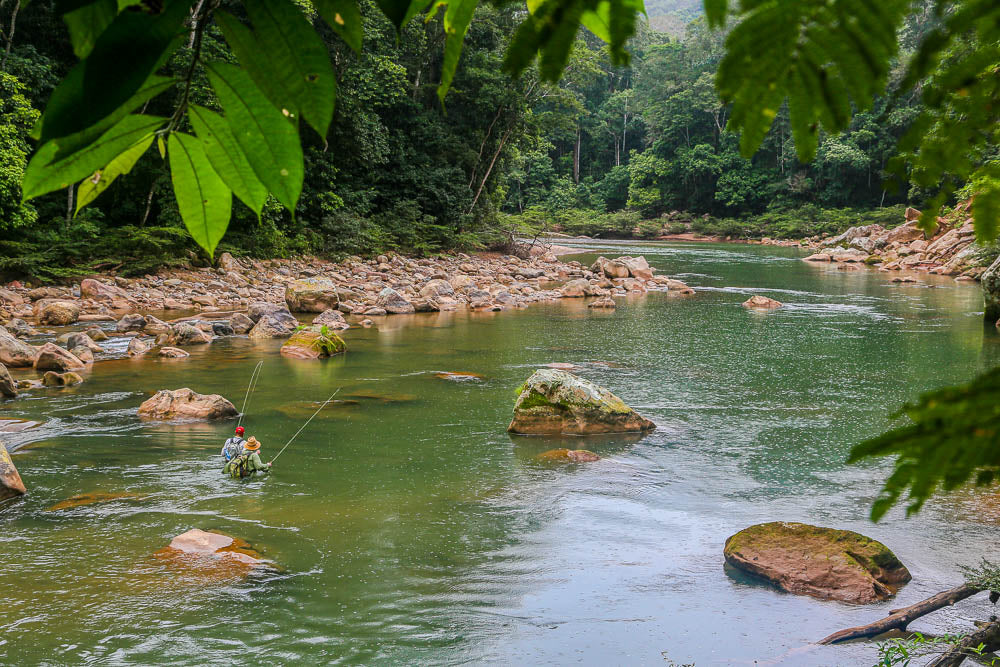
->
xmin=269 ymin=388 xmax=340 ymax=464
xmin=237 ymin=360 xmax=264 ymax=428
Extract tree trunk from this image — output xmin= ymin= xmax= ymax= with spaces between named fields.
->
xmin=573 ymin=126 xmax=581 ymax=185
xmin=66 ymin=185 xmax=74 ymax=225
xmin=188 ymin=0 xmax=206 ymax=48
xmin=1 ymin=0 xmax=20 ymax=71
xmin=141 ymin=182 xmax=157 ymax=227
xmin=926 ymin=620 xmax=1000 ymax=666
xmin=468 ymin=126 xmax=511 ymax=213
xmin=819 ymin=584 xmax=984 ymax=645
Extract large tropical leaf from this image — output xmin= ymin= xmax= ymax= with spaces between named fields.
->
xmin=22 ymin=114 xmax=166 ymax=200
xmin=168 ymin=132 xmax=232 ymax=258
xmin=35 ymin=0 xmax=193 ymax=143
xmin=63 ymin=0 xmax=117 ymax=59
xmin=242 ymin=0 xmax=337 ymax=137
xmin=189 ymin=104 xmax=269 ymax=217
xmin=206 ymin=62 xmax=304 ymax=214
xmin=313 ymin=0 xmax=363 ymax=53
xmin=75 ymin=135 xmax=154 ymax=214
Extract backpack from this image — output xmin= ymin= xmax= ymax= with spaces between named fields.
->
xmin=228 ymin=453 xmax=252 ymax=479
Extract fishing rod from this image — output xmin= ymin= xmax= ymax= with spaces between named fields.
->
xmin=237 ymin=360 xmax=264 ymax=428
xmin=269 ymin=388 xmax=340 ymax=464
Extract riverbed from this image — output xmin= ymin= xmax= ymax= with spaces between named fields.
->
xmin=2 ymin=240 xmax=998 ymax=665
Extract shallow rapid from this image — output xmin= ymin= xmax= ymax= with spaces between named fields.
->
xmin=2 ymin=241 xmax=998 ymax=665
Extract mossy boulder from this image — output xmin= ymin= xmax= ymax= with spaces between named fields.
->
xmin=280 ymin=326 xmax=346 ymax=360
xmin=723 ymin=522 xmax=911 ymax=603
xmin=508 ymin=369 xmax=655 ymax=435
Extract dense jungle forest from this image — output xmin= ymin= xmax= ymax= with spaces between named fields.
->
xmin=0 ymin=0 xmax=955 ymax=280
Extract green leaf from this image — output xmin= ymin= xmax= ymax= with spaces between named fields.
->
xmin=436 ymin=0 xmax=478 ymax=104
xmin=206 ymin=62 xmax=304 ymax=214
xmin=168 ymin=132 xmax=232 ymax=258
xmin=49 ymin=75 xmax=175 ymax=161
xmin=243 ymin=0 xmax=337 ymax=137
xmin=36 ymin=0 xmax=192 ymax=143
xmin=375 ymin=0 xmax=432 ymax=30
xmin=849 ymin=366 xmax=1000 ymax=522
xmin=704 ymin=0 xmax=727 ymax=28
xmin=63 ymin=0 xmax=117 ymax=59
xmin=75 ymin=134 xmax=154 ymax=214
xmin=313 ymin=0 xmax=363 ymax=53
xmin=23 ymin=114 xmax=166 ymax=200
xmin=215 ymin=10 xmax=298 ymax=120
xmin=189 ymin=104 xmax=268 ymax=217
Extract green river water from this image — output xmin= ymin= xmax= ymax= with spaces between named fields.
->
xmin=2 ymin=240 xmax=999 ymax=666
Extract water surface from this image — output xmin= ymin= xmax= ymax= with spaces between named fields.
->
xmin=2 ymin=241 xmax=998 ymax=665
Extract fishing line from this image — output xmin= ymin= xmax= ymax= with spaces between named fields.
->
xmin=269 ymin=388 xmax=340 ymax=464
xmin=237 ymin=360 xmax=264 ymax=428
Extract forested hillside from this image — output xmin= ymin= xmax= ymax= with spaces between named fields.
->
xmin=0 ymin=0 xmax=967 ymax=279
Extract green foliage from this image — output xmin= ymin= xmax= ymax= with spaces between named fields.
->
xmin=848 ymin=366 xmax=1000 ymax=522
xmin=875 ymin=632 xmax=973 ymax=667
xmin=168 ymin=131 xmax=232 ymax=257
xmin=0 ymin=73 xmax=40 ymax=231
xmin=961 ymin=558 xmax=1000 ymax=592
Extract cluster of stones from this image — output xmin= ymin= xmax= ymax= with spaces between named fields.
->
xmin=800 ymin=205 xmax=985 ymax=280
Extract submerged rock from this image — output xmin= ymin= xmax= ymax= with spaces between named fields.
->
xmin=279 ymin=325 xmax=346 ymax=360
xmin=723 ymin=522 xmax=911 ymax=603
xmin=158 ymin=346 xmax=190 ymax=358
xmin=137 ymin=388 xmax=238 ymax=420
xmin=164 ymin=529 xmax=265 ymax=564
xmin=153 ymin=529 xmax=271 ymax=582
xmin=536 ymin=448 xmax=600 ymax=463
xmin=742 ymin=295 xmax=783 ymax=309
xmin=434 ymin=371 xmax=484 ymax=381
xmin=508 ymin=369 xmax=656 ymax=435
xmin=588 ymin=296 xmax=616 ymax=309
xmin=0 ymin=442 xmax=26 ymax=502
xmin=46 ymin=491 xmax=142 ymax=511
xmin=42 ymin=371 xmax=83 ymax=387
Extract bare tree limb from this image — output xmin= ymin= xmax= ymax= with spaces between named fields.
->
xmin=819 ymin=584 xmax=984 ymax=645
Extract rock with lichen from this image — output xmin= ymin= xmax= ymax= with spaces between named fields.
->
xmin=508 ymin=369 xmax=655 ymax=435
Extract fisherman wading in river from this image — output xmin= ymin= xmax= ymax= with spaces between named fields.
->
xmin=223 ymin=436 xmax=271 ymax=479
xmin=221 ymin=426 xmax=247 ymax=462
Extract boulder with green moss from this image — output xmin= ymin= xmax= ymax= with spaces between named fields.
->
xmin=280 ymin=325 xmax=346 ymax=360
xmin=723 ymin=522 xmax=911 ymax=603
xmin=508 ymin=369 xmax=655 ymax=435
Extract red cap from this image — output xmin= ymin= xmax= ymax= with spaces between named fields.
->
xmin=235 ymin=426 xmax=245 ymax=435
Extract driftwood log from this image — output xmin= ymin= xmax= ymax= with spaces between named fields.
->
xmin=819 ymin=583 xmax=984 ymax=644
xmin=925 ymin=620 xmax=1000 ymax=666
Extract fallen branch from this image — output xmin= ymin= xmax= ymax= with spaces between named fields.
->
xmin=819 ymin=583 xmax=984 ymax=644
xmin=926 ymin=620 xmax=1000 ymax=667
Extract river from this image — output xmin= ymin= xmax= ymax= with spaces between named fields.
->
xmin=2 ymin=240 xmax=998 ymax=665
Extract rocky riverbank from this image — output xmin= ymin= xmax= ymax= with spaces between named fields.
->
xmin=0 ymin=249 xmax=693 ymax=401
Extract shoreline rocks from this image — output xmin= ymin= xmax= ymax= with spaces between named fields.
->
xmin=0 ymin=442 xmax=26 ymax=502
xmin=508 ymin=369 xmax=656 ymax=435
xmin=724 ymin=522 xmax=911 ymax=603
xmin=137 ymin=388 xmax=238 ymax=420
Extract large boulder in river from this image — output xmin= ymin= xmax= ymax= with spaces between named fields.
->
xmin=38 ymin=300 xmax=80 ymax=325
xmin=983 ymin=255 xmax=1000 ymax=323
xmin=42 ymin=370 xmax=83 ymax=387
xmin=560 ymin=278 xmax=601 ymax=298
xmin=0 ymin=363 xmax=17 ymax=398
xmin=248 ymin=314 xmax=296 ymax=339
xmin=116 ymin=313 xmax=147 ymax=333
xmin=0 ymin=327 xmax=37 ymax=367
xmin=248 ymin=302 xmax=299 ymax=327
xmin=170 ymin=323 xmax=212 ymax=345
xmin=508 ymin=369 xmax=656 ymax=435
xmin=375 ymin=287 xmax=415 ymax=314
xmin=312 ymin=308 xmax=349 ymax=330
xmin=34 ymin=343 xmax=85 ymax=372
xmin=279 ymin=325 xmax=346 ymax=360
xmin=723 ymin=522 xmax=911 ymax=603
xmin=229 ymin=312 xmax=254 ymax=334
xmin=0 ymin=442 xmax=26 ymax=502
xmin=285 ymin=278 xmax=339 ymax=313
xmin=80 ymin=278 xmax=129 ymax=302
xmin=137 ymin=388 xmax=238 ymax=420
